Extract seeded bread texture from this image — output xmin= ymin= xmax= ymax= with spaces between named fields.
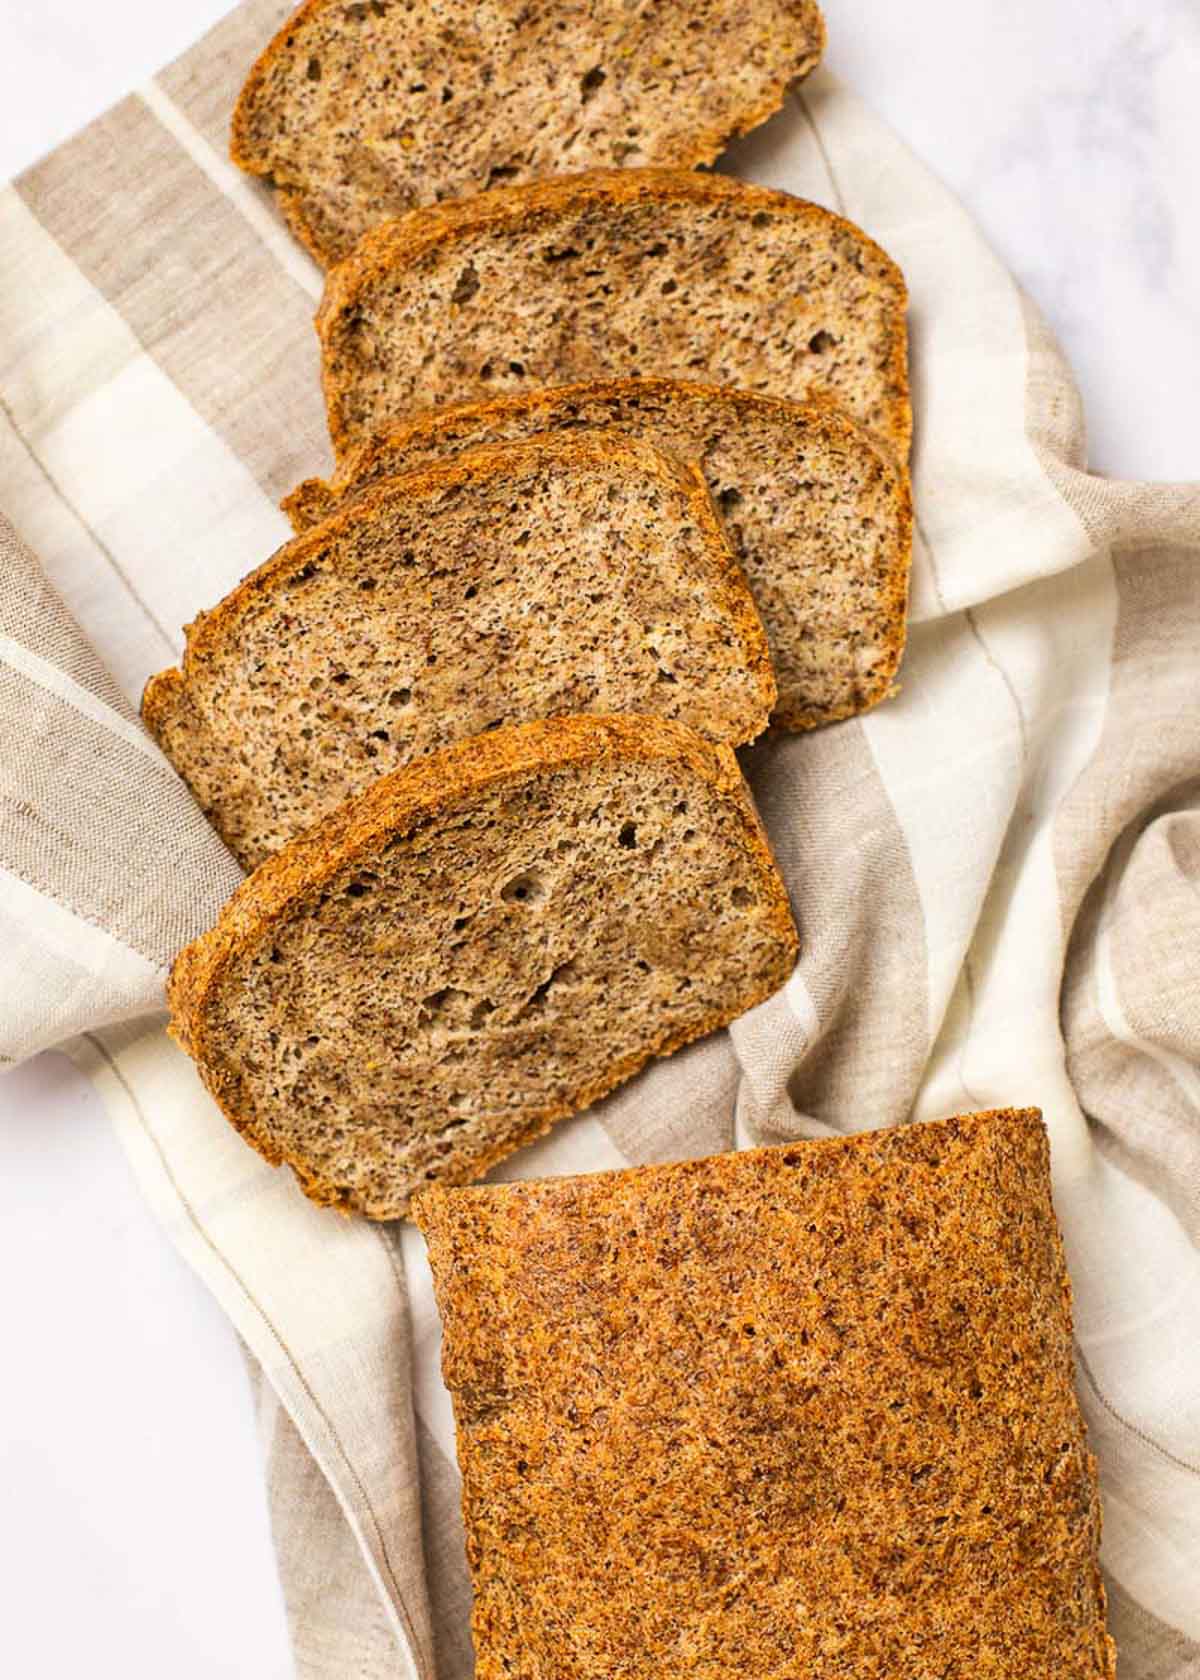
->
xmin=285 ymin=379 xmax=913 ymax=731
xmin=415 ymin=1108 xmax=1116 ymax=1680
xmin=143 ymin=431 xmax=774 ymax=871
xmin=316 ymin=169 xmax=910 ymax=458
xmin=167 ymin=714 xmax=798 ymax=1220
xmin=232 ymin=0 xmax=826 ymax=267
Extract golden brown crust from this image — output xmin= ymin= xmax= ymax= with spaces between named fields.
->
xmin=283 ymin=377 xmax=913 ymax=731
xmin=140 ymin=664 xmax=186 ymax=747
xmin=279 ymin=473 xmax=339 ymax=531
xmin=230 ymin=0 xmax=327 ymax=174
xmin=168 ymin=714 xmax=798 ymax=1215
xmin=316 ymin=168 xmax=911 ymax=458
xmin=231 ymin=4 xmax=826 ymax=266
xmin=414 ymin=1108 xmax=1117 ymax=1679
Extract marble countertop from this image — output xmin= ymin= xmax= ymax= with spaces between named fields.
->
xmin=0 ymin=2 xmax=1195 ymax=1676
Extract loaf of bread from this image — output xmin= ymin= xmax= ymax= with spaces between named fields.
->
xmin=415 ymin=1109 xmax=1116 ymax=1679
xmin=167 ymin=715 xmax=798 ymax=1219
xmin=231 ymin=0 xmax=826 ymax=266
xmin=143 ymin=431 xmax=774 ymax=870
xmin=284 ymin=379 xmax=912 ymax=731
xmin=316 ymin=169 xmax=910 ymax=458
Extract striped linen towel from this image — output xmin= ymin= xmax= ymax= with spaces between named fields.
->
xmin=2 ymin=2 xmax=1199 ymax=1674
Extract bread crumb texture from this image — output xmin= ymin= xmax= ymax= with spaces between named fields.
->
xmin=285 ymin=379 xmax=912 ymax=732
xmin=232 ymin=0 xmax=826 ymax=265
xmin=144 ymin=431 xmax=775 ymax=870
xmin=167 ymin=715 xmax=798 ymax=1219
xmin=316 ymin=169 xmax=911 ymax=459
xmin=415 ymin=1108 xmax=1116 ymax=1680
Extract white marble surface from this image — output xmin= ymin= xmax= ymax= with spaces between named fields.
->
xmin=826 ymin=0 xmax=1200 ymax=483
xmin=0 ymin=3 xmax=1195 ymax=1676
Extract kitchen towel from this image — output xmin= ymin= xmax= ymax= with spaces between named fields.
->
xmin=2 ymin=2 xmax=1198 ymax=1674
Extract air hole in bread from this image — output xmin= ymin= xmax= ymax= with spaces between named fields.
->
xmin=502 ymin=870 xmax=546 ymax=905
xmin=450 ymin=263 xmax=477 ymax=307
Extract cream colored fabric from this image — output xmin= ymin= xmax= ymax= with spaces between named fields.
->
xmin=0 ymin=513 xmax=243 ymax=1062
xmin=1 ymin=2 xmax=1197 ymax=1673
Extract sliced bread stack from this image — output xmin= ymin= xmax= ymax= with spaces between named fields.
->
xmin=306 ymin=168 xmax=913 ymax=738
xmin=152 ymin=3 xmax=916 ymax=1217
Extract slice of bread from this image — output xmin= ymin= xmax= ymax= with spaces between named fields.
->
xmin=414 ymin=1110 xmax=1116 ymax=1679
xmin=168 ymin=714 xmax=799 ymax=1220
xmin=284 ymin=379 xmax=913 ymax=731
xmin=143 ymin=430 xmax=775 ymax=871
xmin=316 ymin=169 xmax=910 ymax=458
xmin=230 ymin=0 xmax=826 ymax=267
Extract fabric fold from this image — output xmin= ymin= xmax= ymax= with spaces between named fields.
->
xmin=0 ymin=512 xmax=243 ymax=1063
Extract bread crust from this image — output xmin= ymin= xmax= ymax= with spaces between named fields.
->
xmin=167 ymin=714 xmax=799 ymax=1217
xmin=282 ymin=378 xmax=914 ymax=731
xmin=414 ymin=1108 xmax=1117 ymax=1679
xmin=140 ymin=663 xmax=187 ymax=746
xmin=231 ymin=3 xmax=826 ymax=266
xmin=316 ymin=168 xmax=911 ymax=459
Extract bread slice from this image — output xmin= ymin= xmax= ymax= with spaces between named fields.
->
xmin=143 ymin=430 xmax=775 ymax=871
xmin=230 ymin=0 xmax=826 ymax=267
xmin=285 ymin=379 xmax=913 ymax=731
xmin=415 ymin=1109 xmax=1116 ymax=1680
xmin=168 ymin=714 xmax=798 ymax=1220
xmin=317 ymin=169 xmax=910 ymax=458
